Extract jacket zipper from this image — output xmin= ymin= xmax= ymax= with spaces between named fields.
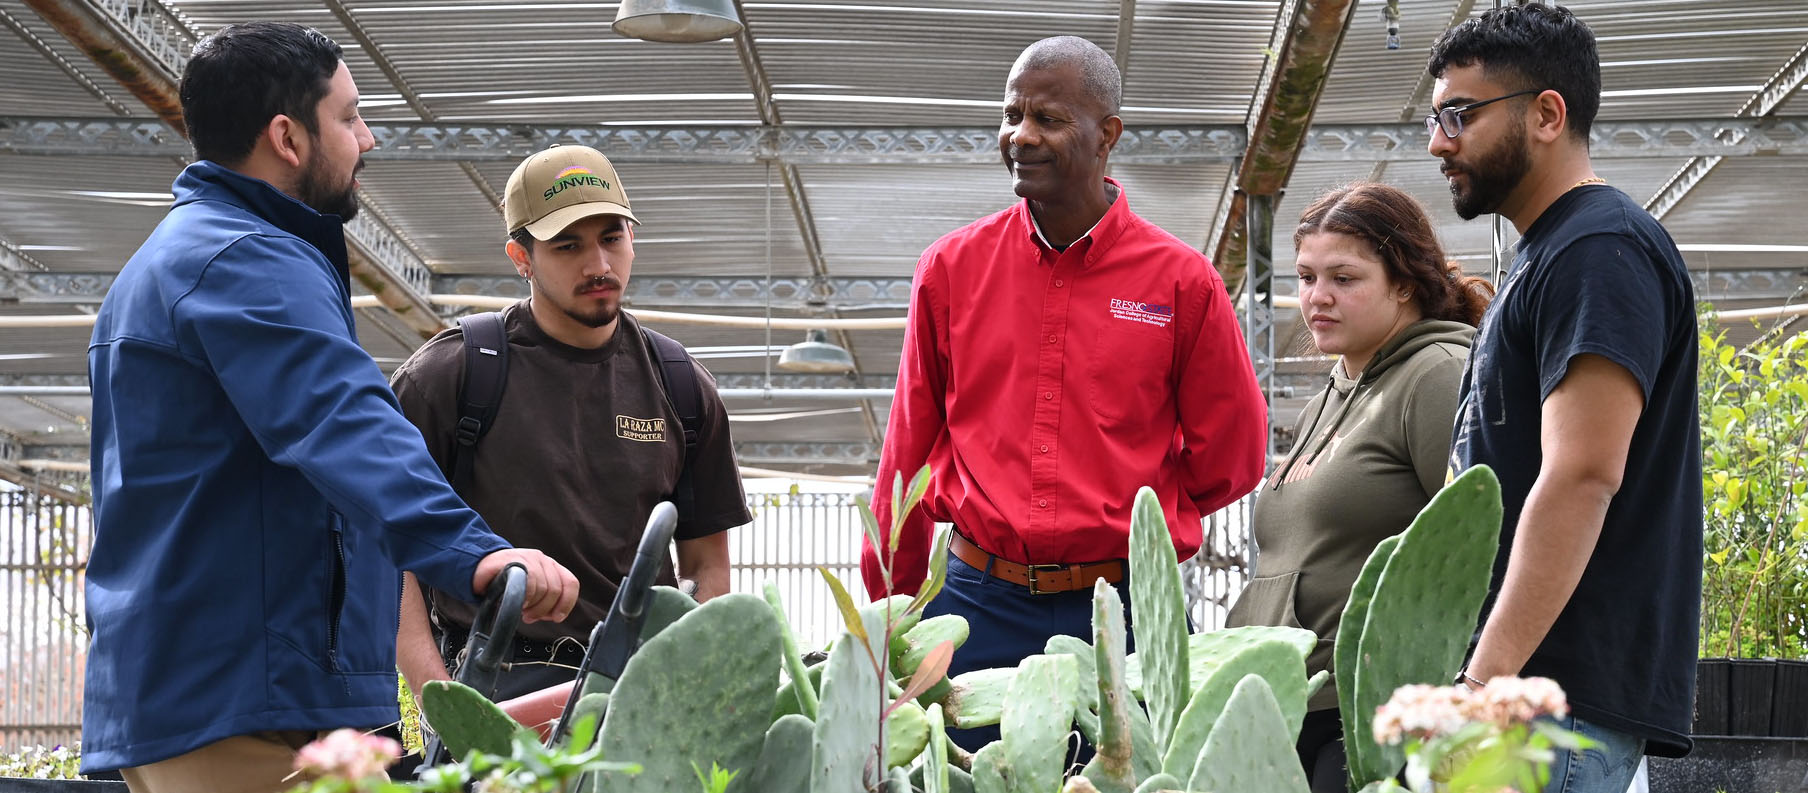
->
xmin=328 ymin=515 xmax=346 ymax=675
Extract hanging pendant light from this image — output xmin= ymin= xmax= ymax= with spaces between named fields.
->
xmin=777 ymin=329 xmax=855 ymax=374
xmin=612 ymin=0 xmax=744 ymax=43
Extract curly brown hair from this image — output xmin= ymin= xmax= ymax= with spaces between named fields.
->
xmin=1293 ymin=181 xmax=1493 ymax=326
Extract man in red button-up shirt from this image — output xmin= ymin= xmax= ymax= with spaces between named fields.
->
xmin=863 ymin=36 xmax=1268 ymax=726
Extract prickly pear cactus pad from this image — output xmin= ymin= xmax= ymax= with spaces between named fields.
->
xmin=1124 ymin=625 xmax=1317 ymax=697
xmin=811 ymin=625 xmax=881 ymax=793
xmin=1186 ymin=674 xmax=1310 ymax=793
xmin=639 ymin=585 xmax=699 ymax=643
xmin=1088 ymin=581 xmax=1137 ymax=793
xmin=885 ymin=700 xmax=932 ymax=769
xmin=1348 ymin=465 xmax=1502 ymax=785
xmin=1160 ymin=639 xmax=1307 ymax=780
xmin=1335 ymin=533 xmax=1400 ymax=784
xmin=970 ymin=741 xmax=1010 ymax=793
xmin=1130 ymin=773 xmax=1181 ymax=793
xmin=1128 ymin=486 xmax=1189 ymax=749
xmin=1044 ymin=633 xmax=1101 ymax=711
xmin=895 ymin=615 xmax=971 ymax=679
xmin=419 ymin=680 xmax=533 ymax=760
xmin=1002 ymin=653 xmax=1081 ymax=793
xmin=941 ymin=667 xmax=1016 ymax=729
xmin=747 ymin=714 xmax=813 ymax=793
xmin=596 ymin=593 xmax=780 ymax=792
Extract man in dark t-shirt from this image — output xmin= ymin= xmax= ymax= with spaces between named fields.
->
xmin=390 ymin=145 xmax=752 ymax=701
xmin=1427 ymin=6 xmax=1701 ymax=791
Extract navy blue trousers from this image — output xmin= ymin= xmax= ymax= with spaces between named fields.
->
xmin=922 ymin=554 xmax=1136 ymax=752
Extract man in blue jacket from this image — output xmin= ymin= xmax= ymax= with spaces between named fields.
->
xmin=83 ymin=22 xmax=578 ymax=791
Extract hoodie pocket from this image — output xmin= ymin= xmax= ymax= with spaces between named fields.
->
xmin=1225 ymin=570 xmax=1304 ymax=630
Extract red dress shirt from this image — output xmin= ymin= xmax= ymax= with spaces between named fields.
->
xmin=863 ymin=180 xmax=1268 ymax=598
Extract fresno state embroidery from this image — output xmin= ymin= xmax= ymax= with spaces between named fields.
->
xmin=1108 ymin=298 xmax=1174 ymax=329
xmin=616 ymin=415 xmax=667 ymax=443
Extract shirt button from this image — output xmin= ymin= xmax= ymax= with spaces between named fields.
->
xmin=1044 ymin=392 xmax=1054 ymax=400
xmin=1039 ymin=499 xmax=1049 ymax=508
xmin=1047 ymin=334 xmax=1057 ymax=343
xmin=1054 ymin=279 xmax=1065 ymax=287
xmin=1039 ymin=444 xmax=1049 ymax=453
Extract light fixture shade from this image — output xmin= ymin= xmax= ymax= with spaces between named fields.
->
xmin=777 ymin=329 xmax=855 ymax=374
xmin=612 ymin=0 xmax=743 ymax=43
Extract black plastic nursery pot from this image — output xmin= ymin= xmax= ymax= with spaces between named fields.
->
xmin=1653 ymin=658 xmax=1808 ymax=793
xmin=0 ymin=781 xmax=126 ymax=792
xmin=1694 ymin=657 xmax=1808 ymax=738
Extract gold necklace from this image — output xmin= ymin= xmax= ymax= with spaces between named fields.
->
xmin=1573 ymin=176 xmax=1606 ymax=190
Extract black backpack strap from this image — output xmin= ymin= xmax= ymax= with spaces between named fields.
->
xmin=642 ymin=327 xmax=701 ymax=524
xmin=451 ymin=311 xmax=509 ymax=495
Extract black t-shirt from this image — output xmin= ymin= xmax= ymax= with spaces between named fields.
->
xmin=1449 ymin=185 xmax=1702 ymax=756
xmin=392 ymin=303 xmax=752 ymax=642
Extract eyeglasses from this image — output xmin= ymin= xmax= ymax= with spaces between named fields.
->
xmin=1424 ymin=89 xmax=1542 ymax=139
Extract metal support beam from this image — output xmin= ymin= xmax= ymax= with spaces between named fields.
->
xmin=1647 ymin=42 xmax=1808 ymax=221
xmin=1244 ymin=193 xmax=1278 ymax=467
xmin=734 ymin=441 xmax=878 ymax=467
xmin=1369 ymin=0 xmax=1477 ymax=183
xmin=0 ymin=4 xmax=133 ymax=116
xmin=0 ymin=271 xmax=916 ymax=309
xmin=1212 ymin=0 xmax=1361 ymax=289
xmin=15 ymin=0 xmax=447 ymax=337
xmin=11 ymin=116 xmax=1807 ymax=164
xmin=730 ymin=0 xmax=880 ymax=447
xmin=10 ymin=268 xmax=1802 ymax=307
xmin=320 ymin=0 xmax=502 ymax=211
xmin=714 ymin=373 xmax=896 ymax=391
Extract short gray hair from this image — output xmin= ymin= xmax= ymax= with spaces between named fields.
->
xmin=1012 ymin=36 xmax=1122 ymax=116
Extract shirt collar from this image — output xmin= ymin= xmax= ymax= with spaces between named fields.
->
xmin=1018 ymin=177 xmax=1131 ymax=264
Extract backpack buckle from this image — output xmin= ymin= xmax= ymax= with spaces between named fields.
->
xmin=455 ymin=416 xmax=482 ymax=446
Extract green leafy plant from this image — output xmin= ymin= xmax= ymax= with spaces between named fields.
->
xmin=288 ymin=713 xmax=631 ymax=793
xmin=0 ymin=743 xmax=82 ymax=779
xmin=1363 ymin=676 xmax=1593 ymax=793
xmin=693 ymin=760 xmax=740 ymax=793
xmin=1698 ymin=314 xmax=1808 ymax=658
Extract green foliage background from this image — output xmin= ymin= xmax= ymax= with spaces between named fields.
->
xmin=1698 ymin=309 xmax=1808 ymax=659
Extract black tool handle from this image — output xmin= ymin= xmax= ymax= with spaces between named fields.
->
xmin=422 ymin=561 xmax=527 ymax=766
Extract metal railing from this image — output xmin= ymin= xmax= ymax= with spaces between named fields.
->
xmin=0 ymin=490 xmax=90 ymax=753
xmin=0 ymin=486 xmax=1251 ymax=754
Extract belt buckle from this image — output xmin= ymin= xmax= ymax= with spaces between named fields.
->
xmin=1025 ymin=563 xmax=1065 ymax=595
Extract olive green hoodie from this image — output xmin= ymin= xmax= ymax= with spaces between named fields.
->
xmin=1227 ymin=319 xmax=1474 ymax=711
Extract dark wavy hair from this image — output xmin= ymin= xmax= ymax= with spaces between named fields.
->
xmin=180 ymin=22 xmax=344 ymax=165
xmin=1293 ymin=182 xmax=1493 ymax=326
xmin=1428 ymin=3 xmax=1601 ymax=143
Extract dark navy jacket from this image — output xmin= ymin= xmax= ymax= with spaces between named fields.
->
xmin=83 ymin=161 xmax=510 ymax=772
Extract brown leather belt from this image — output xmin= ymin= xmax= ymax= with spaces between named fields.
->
xmin=950 ymin=532 xmax=1125 ymax=595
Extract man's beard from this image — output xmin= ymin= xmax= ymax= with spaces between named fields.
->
xmin=537 ymin=272 xmax=621 ymax=329
xmin=297 ymin=146 xmax=361 ymax=223
xmin=1446 ymin=122 xmax=1531 ymax=221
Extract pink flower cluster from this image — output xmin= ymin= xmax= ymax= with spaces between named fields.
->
xmin=1371 ymin=676 xmax=1569 ymax=745
xmin=293 ymin=728 xmax=402 ymax=781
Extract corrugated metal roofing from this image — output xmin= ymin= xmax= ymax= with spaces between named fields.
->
xmin=2 ymin=0 xmax=1806 ymax=475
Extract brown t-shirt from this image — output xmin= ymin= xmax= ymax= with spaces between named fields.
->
xmin=390 ymin=301 xmax=751 ymax=641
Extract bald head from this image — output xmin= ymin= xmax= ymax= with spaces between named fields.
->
xmin=1012 ymin=36 xmax=1122 ymax=117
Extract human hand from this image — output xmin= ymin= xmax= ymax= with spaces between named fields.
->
xmin=473 ymin=548 xmax=578 ymax=624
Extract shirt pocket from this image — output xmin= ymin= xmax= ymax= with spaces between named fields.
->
xmin=1086 ymin=324 xmax=1174 ymax=423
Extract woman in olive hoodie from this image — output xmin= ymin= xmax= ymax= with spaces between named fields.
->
xmin=1226 ymin=182 xmax=1493 ymax=791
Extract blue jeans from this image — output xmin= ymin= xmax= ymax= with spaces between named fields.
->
xmin=1542 ymin=714 xmax=1644 ymax=793
xmin=923 ymin=553 xmax=1135 ymax=751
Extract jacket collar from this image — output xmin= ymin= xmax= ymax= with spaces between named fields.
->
xmin=172 ymin=160 xmax=350 ymax=274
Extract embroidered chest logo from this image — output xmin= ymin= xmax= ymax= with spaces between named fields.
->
xmin=1108 ymin=298 xmax=1174 ymax=329
xmin=616 ymin=415 xmax=667 ymax=443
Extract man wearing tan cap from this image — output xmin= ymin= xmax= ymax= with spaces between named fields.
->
xmin=390 ymin=145 xmax=750 ymax=701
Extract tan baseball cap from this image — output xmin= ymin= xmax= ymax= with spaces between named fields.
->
xmin=503 ymin=144 xmax=639 ymax=240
